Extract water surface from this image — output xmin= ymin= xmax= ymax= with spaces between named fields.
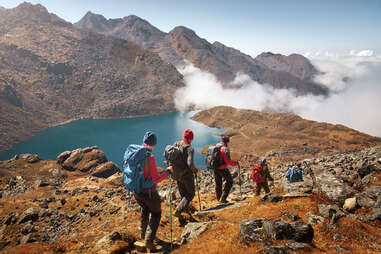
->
xmin=0 ymin=111 xmax=224 ymax=169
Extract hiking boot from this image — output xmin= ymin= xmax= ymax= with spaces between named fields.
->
xmin=145 ymin=239 xmax=156 ymax=251
xmin=219 ymin=198 xmax=228 ymax=204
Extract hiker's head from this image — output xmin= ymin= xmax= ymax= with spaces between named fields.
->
xmin=143 ymin=131 xmax=157 ymax=147
xmin=297 ymin=162 xmax=302 ymax=168
xmin=221 ymin=135 xmax=230 ymax=144
xmin=258 ymin=157 xmax=267 ymax=165
xmin=183 ymin=129 xmax=194 ymax=144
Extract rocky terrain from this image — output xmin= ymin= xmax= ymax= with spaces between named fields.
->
xmin=0 ymin=3 xmax=184 ymax=152
xmin=1 ymin=105 xmax=381 ymax=253
xmin=75 ymin=12 xmax=328 ymax=95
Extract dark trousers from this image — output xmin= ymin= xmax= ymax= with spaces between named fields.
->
xmin=135 ymin=189 xmax=161 ymax=241
xmin=175 ymin=173 xmax=195 ymax=214
xmin=256 ymin=181 xmax=270 ymax=195
xmin=214 ymin=168 xmax=233 ymax=201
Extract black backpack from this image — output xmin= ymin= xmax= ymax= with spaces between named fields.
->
xmin=205 ymin=143 xmax=223 ymax=170
xmin=164 ymin=141 xmax=189 ymax=181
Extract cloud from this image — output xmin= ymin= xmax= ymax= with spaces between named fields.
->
xmin=174 ymin=53 xmax=381 ymax=138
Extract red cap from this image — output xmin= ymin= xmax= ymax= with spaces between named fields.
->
xmin=183 ymin=129 xmax=194 ymax=144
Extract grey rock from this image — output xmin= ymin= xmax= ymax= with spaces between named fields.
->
xmin=285 ymin=240 xmax=309 ymax=250
xmin=260 ymin=192 xmax=283 ymax=202
xmin=19 ymin=208 xmax=39 ymax=224
xmin=289 ymin=222 xmax=314 ymax=243
xmin=56 ymin=151 xmax=72 ymax=164
xmin=305 ymin=212 xmax=324 ymax=225
xmin=281 ymin=211 xmax=301 ymax=221
xmin=259 ymin=246 xmax=288 ymax=254
xmin=20 ymin=233 xmax=38 ymax=244
xmin=332 ymin=233 xmax=348 ymax=241
xmin=181 ymin=222 xmax=211 ymax=244
xmin=239 ymin=218 xmax=266 ymax=243
xmin=263 ymin=219 xmax=295 ymax=240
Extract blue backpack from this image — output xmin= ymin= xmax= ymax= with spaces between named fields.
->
xmin=286 ymin=166 xmax=303 ymax=182
xmin=123 ymin=144 xmax=155 ymax=195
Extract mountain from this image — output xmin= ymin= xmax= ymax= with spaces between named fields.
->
xmin=0 ymin=3 xmax=184 ymax=152
xmin=255 ymin=52 xmax=318 ymax=81
xmin=75 ymin=12 xmax=328 ymax=95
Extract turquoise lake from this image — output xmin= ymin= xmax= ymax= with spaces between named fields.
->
xmin=0 ymin=111 xmax=224 ymax=169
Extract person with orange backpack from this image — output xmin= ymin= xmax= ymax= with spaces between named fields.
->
xmin=251 ymin=157 xmax=274 ymax=196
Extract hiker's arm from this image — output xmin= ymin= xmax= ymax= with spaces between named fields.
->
xmin=221 ymin=148 xmax=238 ymax=166
xmin=147 ymin=156 xmax=168 ymax=183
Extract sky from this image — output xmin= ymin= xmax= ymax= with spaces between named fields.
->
xmin=1 ymin=0 xmax=380 ymax=57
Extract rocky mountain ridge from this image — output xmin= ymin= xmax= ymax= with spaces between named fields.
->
xmin=75 ymin=12 xmax=328 ymax=95
xmin=0 ymin=3 xmax=184 ymax=153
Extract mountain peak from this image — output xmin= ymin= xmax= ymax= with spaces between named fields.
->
xmin=16 ymin=2 xmax=48 ymax=12
xmin=169 ymin=26 xmax=197 ymax=36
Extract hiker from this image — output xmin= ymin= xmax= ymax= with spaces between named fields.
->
xmin=170 ymin=129 xmax=198 ymax=224
xmin=286 ymin=162 xmax=303 ymax=182
xmin=214 ymin=135 xmax=238 ymax=203
xmin=124 ymin=131 xmax=169 ymax=250
xmin=251 ymin=157 xmax=274 ymax=195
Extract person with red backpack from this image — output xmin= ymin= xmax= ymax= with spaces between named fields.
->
xmin=251 ymin=157 xmax=274 ymax=196
xmin=124 ymin=131 xmax=169 ymax=250
xmin=214 ymin=135 xmax=238 ymax=203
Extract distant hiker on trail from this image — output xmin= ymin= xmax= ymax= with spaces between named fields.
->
xmin=286 ymin=162 xmax=303 ymax=182
xmin=214 ymin=135 xmax=238 ymax=203
xmin=122 ymin=131 xmax=169 ymax=250
xmin=251 ymin=157 xmax=274 ymax=196
xmin=165 ymin=129 xmax=198 ymax=225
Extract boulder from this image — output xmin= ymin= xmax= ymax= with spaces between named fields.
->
xmin=289 ymin=222 xmax=314 ymax=243
xmin=263 ymin=219 xmax=295 ymax=240
xmin=239 ymin=218 xmax=267 ymax=243
xmin=19 ymin=208 xmax=39 ymax=224
xmin=57 ymin=151 xmax=71 ymax=164
xmin=181 ymin=222 xmax=211 ymax=244
xmin=92 ymin=161 xmax=119 ymax=178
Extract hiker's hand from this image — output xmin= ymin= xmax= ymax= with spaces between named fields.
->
xmin=165 ymin=166 xmax=173 ymax=175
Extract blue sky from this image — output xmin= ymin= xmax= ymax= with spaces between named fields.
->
xmin=1 ymin=0 xmax=380 ymax=57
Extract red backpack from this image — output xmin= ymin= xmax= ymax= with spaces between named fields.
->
xmin=251 ymin=164 xmax=265 ymax=183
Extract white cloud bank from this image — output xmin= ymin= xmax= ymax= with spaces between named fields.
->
xmin=174 ymin=52 xmax=381 ymax=137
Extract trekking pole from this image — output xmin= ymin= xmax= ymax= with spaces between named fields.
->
xmin=169 ymin=174 xmax=173 ymax=251
xmin=238 ymin=162 xmax=242 ymax=198
xmin=194 ymin=172 xmax=202 ymax=211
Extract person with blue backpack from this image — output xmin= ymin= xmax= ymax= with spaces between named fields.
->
xmin=286 ymin=162 xmax=303 ymax=183
xmin=122 ymin=131 xmax=169 ymax=250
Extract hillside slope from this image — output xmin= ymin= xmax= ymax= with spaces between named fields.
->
xmin=191 ymin=106 xmax=381 ymax=164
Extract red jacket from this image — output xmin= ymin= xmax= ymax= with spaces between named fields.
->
xmin=142 ymin=144 xmax=168 ymax=184
xmin=218 ymin=142 xmax=238 ymax=170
